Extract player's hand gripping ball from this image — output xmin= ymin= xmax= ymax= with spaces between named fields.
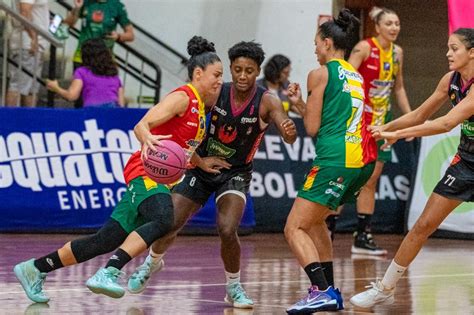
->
xmin=143 ymin=140 xmax=187 ymax=184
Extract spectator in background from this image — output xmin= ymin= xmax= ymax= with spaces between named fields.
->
xmin=63 ymin=0 xmax=134 ymax=108
xmin=46 ymin=38 xmax=124 ymax=108
xmin=257 ymin=54 xmax=303 ymax=115
xmin=6 ymin=0 xmax=50 ymax=107
xmin=64 ymin=0 xmax=134 ymax=68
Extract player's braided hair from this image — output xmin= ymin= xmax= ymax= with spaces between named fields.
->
xmin=454 ymin=28 xmax=474 ymax=49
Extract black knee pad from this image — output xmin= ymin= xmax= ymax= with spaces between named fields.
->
xmin=135 ymin=193 xmax=174 ymax=247
xmin=71 ymin=219 xmax=128 ymax=263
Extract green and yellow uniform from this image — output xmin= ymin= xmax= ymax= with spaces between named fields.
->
xmin=298 ymin=59 xmax=377 ymax=210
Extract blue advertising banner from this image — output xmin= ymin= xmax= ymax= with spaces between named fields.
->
xmin=0 ymin=107 xmax=255 ymax=232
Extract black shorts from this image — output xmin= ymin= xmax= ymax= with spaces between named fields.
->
xmin=172 ymin=165 xmax=252 ymax=206
xmin=433 ymin=155 xmax=474 ymax=202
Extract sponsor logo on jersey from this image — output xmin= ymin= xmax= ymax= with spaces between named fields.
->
xmin=214 ymin=106 xmax=227 ymax=116
xmin=450 ymin=84 xmax=459 ymax=91
xmin=240 ymin=117 xmax=257 ymax=124
xmin=325 ymin=188 xmax=340 ymax=198
xmin=383 ymin=62 xmax=391 ymax=71
xmin=329 ymin=180 xmax=345 ymax=190
xmin=191 ymin=107 xmax=199 ymax=114
xmin=206 ymin=138 xmax=236 ymax=158
xmin=186 ymin=121 xmax=198 ymax=127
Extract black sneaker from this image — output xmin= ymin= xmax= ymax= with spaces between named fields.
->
xmin=351 ymin=231 xmax=387 ymax=255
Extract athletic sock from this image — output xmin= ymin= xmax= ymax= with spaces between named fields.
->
xmin=381 ymin=260 xmax=407 ymax=289
xmin=357 ymin=213 xmax=372 ymax=233
xmin=105 ymin=248 xmax=132 ymax=270
xmin=149 ymin=247 xmax=165 ymax=264
xmin=34 ymin=251 xmax=64 ymax=273
xmin=225 ymin=270 xmax=240 ymax=285
xmin=304 ymin=262 xmax=328 ymax=290
xmin=321 ymin=261 xmax=334 ymax=287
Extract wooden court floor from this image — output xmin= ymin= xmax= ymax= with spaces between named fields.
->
xmin=0 ymin=233 xmax=472 ymax=314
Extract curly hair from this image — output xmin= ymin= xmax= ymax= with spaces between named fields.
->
xmin=186 ymin=35 xmax=221 ymax=80
xmin=263 ymin=54 xmax=291 ymax=84
xmin=81 ymin=38 xmax=118 ymax=76
xmin=228 ymin=41 xmax=265 ymax=67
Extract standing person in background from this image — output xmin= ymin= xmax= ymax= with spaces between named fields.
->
xmin=46 ymin=38 xmax=124 ymax=108
xmin=351 ymin=27 xmax=474 ymax=308
xmin=328 ymin=6 xmax=412 ymax=255
xmin=257 ymin=54 xmax=303 ymax=115
xmin=126 ymin=41 xmax=297 ymax=309
xmin=13 ymin=36 xmax=223 ymax=303
xmin=284 ymin=9 xmax=376 ymax=314
xmin=63 ymin=0 xmax=134 ymax=108
xmin=6 ymin=0 xmax=50 ymax=107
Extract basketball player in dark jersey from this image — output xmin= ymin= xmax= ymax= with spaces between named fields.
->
xmin=351 ymin=28 xmax=474 ymax=308
xmin=127 ymin=41 xmax=297 ymax=308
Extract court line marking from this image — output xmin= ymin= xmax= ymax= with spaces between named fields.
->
xmin=1 ymin=272 xmax=473 ymax=296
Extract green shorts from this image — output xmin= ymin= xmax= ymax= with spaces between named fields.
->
xmin=297 ymin=163 xmax=375 ymax=210
xmin=377 ymin=139 xmax=392 ymax=162
xmin=111 ymin=176 xmax=171 ymax=233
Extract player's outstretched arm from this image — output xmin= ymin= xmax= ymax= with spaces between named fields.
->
xmin=260 ymin=93 xmax=297 ymax=144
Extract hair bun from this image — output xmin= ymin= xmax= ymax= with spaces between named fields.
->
xmin=369 ymin=6 xmax=384 ymax=21
xmin=335 ymin=8 xmax=359 ymax=33
xmin=187 ymin=36 xmax=216 ymax=57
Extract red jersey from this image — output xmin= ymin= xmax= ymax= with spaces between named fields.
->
xmin=123 ymin=84 xmax=206 ymax=184
xmin=358 ymin=37 xmax=399 ymax=126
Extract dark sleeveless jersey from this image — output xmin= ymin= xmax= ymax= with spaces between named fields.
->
xmin=448 ymin=71 xmax=474 ymax=164
xmin=197 ymin=82 xmax=267 ymax=167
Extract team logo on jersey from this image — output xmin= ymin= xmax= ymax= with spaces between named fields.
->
xmin=450 ymin=93 xmax=456 ymax=101
xmin=383 ymin=62 xmax=391 ymax=71
xmin=191 ymin=107 xmax=199 ymax=114
xmin=92 ymin=10 xmax=104 ymax=23
xmin=212 ymin=114 xmax=218 ymax=121
xmin=246 ymin=127 xmax=253 ymax=135
xmin=218 ymin=124 xmax=237 ymax=144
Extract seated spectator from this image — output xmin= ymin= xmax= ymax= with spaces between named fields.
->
xmin=6 ymin=0 xmax=50 ymax=107
xmin=47 ymin=38 xmax=124 ymax=108
xmin=257 ymin=54 xmax=302 ymax=115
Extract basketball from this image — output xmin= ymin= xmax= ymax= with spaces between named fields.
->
xmin=143 ymin=140 xmax=187 ymax=184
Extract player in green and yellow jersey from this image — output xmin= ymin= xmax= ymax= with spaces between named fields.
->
xmin=284 ymin=9 xmax=376 ymax=314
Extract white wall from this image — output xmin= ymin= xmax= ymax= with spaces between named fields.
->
xmin=121 ymin=0 xmax=332 ymax=96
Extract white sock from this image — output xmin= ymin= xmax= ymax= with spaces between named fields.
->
xmin=225 ymin=270 xmax=240 ymax=285
xmin=149 ymin=248 xmax=165 ymax=264
xmin=381 ymin=260 xmax=407 ymax=289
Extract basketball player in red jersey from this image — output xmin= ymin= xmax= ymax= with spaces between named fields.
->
xmin=126 ymin=41 xmax=298 ymax=309
xmin=328 ymin=6 xmax=412 ymax=255
xmin=13 ymin=36 xmax=225 ymax=303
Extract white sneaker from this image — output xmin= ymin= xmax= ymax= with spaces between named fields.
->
xmin=350 ymin=280 xmax=395 ymax=308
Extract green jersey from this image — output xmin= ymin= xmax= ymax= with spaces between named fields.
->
xmin=73 ymin=0 xmax=131 ymax=63
xmin=312 ymin=59 xmax=376 ymax=169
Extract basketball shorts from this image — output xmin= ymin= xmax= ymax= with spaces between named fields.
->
xmin=297 ymin=162 xmax=375 ymax=210
xmin=433 ymin=154 xmax=474 ymax=202
xmin=111 ymin=176 xmax=171 ymax=233
xmin=377 ymin=139 xmax=392 ymax=162
xmin=8 ymin=49 xmax=44 ymax=95
xmin=172 ymin=165 xmax=252 ymax=206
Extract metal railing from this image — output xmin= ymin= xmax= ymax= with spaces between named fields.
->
xmin=0 ymin=1 xmax=64 ymax=107
xmin=55 ymin=0 xmax=189 ymax=106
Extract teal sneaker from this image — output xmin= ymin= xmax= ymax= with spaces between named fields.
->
xmin=224 ymin=282 xmax=254 ymax=309
xmin=86 ymin=267 xmax=125 ymax=298
xmin=128 ymin=257 xmax=164 ymax=294
xmin=13 ymin=259 xmax=49 ymax=303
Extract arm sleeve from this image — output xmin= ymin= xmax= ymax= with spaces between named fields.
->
xmin=117 ymin=2 xmax=131 ymax=27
